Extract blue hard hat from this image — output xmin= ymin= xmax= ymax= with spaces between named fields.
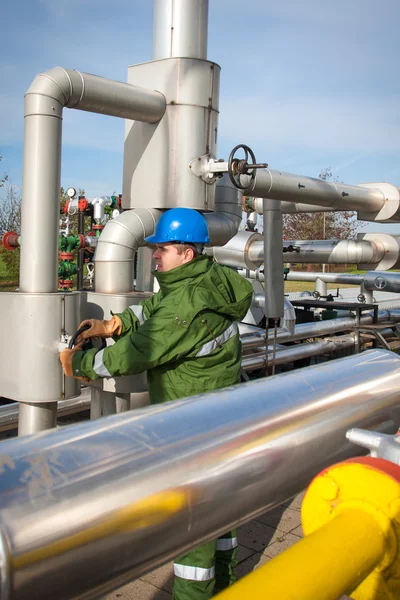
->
xmin=145 ymin=208 xmax=210 ymax=244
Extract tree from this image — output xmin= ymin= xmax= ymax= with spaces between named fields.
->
xmin=0 ymin=155 xmax=8 ymax=188
xmin=282 ymin=168 xmax=360 ymax=241
xmin=0 ymin=183 xmax=21 ymax=236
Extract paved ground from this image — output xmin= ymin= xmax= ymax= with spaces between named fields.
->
xmin=104 ymin=493 xmax=309 ymax=600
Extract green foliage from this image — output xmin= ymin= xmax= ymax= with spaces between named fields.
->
xmin=0 ymin=246 xmax=19 ymax=282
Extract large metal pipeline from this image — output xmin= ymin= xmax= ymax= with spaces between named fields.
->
xmin=211 ymin=232 xmax=400 ymax=270
xmin=240 ymin=268 xmax=365 ymax=285
xmin=1 ymin=350 xmax=400 ymax=600
xmin=248 ymin=239 xmax=386 ymax=267
xmin=20 ymin=67 xmax=166 ymax=294
xmin=242 ymin=174 xmax=400 ymax=220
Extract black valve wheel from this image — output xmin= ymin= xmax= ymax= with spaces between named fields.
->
xmin=68 ymin=324 xmax=107 ymax=352
xmin=227 ymin=144 xmax=268 ymax=190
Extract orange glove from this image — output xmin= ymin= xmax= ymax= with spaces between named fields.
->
xmin=59 ymin=344 xmax=88 ymax=381
xmin=77 ymin=315 xmax=123 ymax=341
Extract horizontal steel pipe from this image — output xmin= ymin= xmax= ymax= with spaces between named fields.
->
xmin=286 ymin=271 xmax=365 ymax=285
xmin=241 ymin=334 xmax=355 ymax=370
xmin=1 ymin=350 xmax=400 ymax=599
xmin=246 ymin=239 xmax=386 ymax=267
xmin=243 ymin=173 xmax=385 ymax=213
xmin=364 ymin=271 xmax=400 ymax=294
xmin=240 ymin=309 xmax=400 ymax=350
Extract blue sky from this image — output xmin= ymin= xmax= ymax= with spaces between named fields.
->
xmin=1 ymin=0 xmax=399 ymax=233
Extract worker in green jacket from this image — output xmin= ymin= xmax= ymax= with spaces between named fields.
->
xmin=60 ymin=207 xmax=253 ymax=599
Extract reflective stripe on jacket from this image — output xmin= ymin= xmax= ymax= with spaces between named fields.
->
xmin=73 ymin=255 xmax=253 ymax=403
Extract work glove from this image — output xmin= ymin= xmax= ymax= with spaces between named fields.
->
xmin=59 ymin=344 xmax=89 ymax=382
xmin=77 ymin=315 xmax=123 ymax=341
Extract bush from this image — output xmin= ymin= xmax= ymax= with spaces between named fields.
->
xmin=0 ymin=246 xmax=19 ymax=282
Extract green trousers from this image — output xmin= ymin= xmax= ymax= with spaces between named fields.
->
xmin=173 ymin=530 xmax=238 ymax=600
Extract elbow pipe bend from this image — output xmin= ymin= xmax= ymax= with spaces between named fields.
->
xmin=25 ymin=67 xmax=166 ymax=123
xmin=94 ymin=208 xmax=162 ymax=293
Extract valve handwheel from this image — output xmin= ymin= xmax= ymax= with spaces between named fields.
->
xmin=227 ymin=144 xmax=268 ymax=190
xmin=68 ymin=324 xmax=107 ymax=352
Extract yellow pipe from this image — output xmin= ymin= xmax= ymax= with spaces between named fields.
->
xmin=216 ymin=509 xmax=385 ymax=600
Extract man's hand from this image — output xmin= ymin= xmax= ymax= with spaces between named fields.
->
xmin=60 ymin=344 xmax=88 ymax=381
xmin=77 ymin=315 xmax=123 ymax=341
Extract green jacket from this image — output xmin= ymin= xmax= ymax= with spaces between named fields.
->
xmin=73 ymin=255 xmax=253 ymax=403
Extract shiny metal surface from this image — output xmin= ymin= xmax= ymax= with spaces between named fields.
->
xmin=0 ymin=292 xmax=80 ymax=403
xmin=240 ymin=309 xmax=400 ymax=350
xmin=0 ymin=392 xmax=91 ymax=434
xmin=94 ymin=208 xmax=161 ymax=293
xmin=243 ymin=172 xmax=385 ymax=214
xmin=204 ymin=176 xmax=242 ymax=246
xmin=152 ymin=0 xmax=209 ymax=60
xmin=17 ymin=402 xmax=58 ymax=436
xmin=1 ymin=350 xmax=400 ymax=599
xmin=123 ymin=58 xmax=220 ymax=212
xmin=241 ymin=334 xmax=355 ymax=370
xmin=247 ymin=238 xmax=385 ymax=266
xmin=208 ymin=231 xmax=263 ymax=270
xmin=365 ymin=270 xmax=400 ymax=294
xmin=20 ymin=68 xmax=165 ymax=294
xmin=263 ymin=198 xmax=284 ymax=318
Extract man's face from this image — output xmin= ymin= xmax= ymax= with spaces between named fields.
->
xmin=153 ymin=244 xmax=194 ymax=272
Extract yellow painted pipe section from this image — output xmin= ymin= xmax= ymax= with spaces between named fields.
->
xmin=216 ymin=509 xmax=385 ymax=600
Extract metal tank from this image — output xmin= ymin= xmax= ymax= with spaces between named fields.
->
xmin=123 ymin=0 xmax=220 ymax=212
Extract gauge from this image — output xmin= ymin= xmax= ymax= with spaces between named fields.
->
xmin=112 ymin=209 xmax=120 ymax=219
xmin=67 ymin=187 xmax=76 ymax=198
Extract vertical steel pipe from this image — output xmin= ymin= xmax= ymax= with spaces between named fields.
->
xmin=19 ymin=97 xmax=63 ymax=293
xmin=17 ymin=402 xmax=58 ymax=436
xmin=152 ymin=0 xmax=209 ymax=60
xmin=263 ymin=199 xmax=284 ymax=318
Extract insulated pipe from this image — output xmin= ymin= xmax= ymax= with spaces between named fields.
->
xmin=242 ymin=172 xmax=385 ymax=214
xmin=279 ymin=201 xmax=341 ymax=213
xmin=239 ymin=269 xmax=366 ymax=286
xmin=1 ymin=350 xmax=400 ymax=600
xmin=152 ymin=0 xmax=209 ymax=60
xmin=204 ymin=175 xmax=243 ymax=246
xmin=247 ymin=239 xmax=386 ymax=267
xmin=281 ymin=239 xmax=386 ymax=265
xmin=364 ymin=271 xmax=400 ymax=294
xmin=20 ymin=67 xmax=166 ymax=293
xmin=94 ymin=208 xmax=162 ymax=293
